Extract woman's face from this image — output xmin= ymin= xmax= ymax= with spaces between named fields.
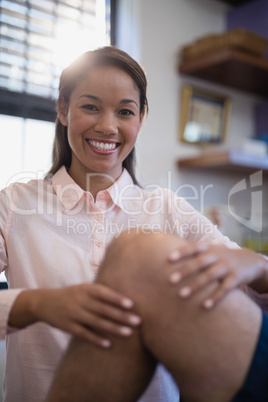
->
xmin=59 ymin=65 xmax=144 ymax=185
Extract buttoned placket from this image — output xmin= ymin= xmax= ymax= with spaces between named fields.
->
xmin=84 ymin=192 xmax=108 ymax=274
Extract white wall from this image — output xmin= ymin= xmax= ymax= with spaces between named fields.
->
xmin=117 ymin=0 xmax=267 ymax=243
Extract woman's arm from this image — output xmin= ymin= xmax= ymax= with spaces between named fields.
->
xmin=8 ymin=284 xmax=141 ymax=348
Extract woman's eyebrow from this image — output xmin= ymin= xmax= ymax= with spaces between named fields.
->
xmin=78 ymin=94 xmax=138 ymax=108
xmin=120 ymin=99 xmax=139 ymax=108
xmin=78 ymin=94 xmax=100 ymax=101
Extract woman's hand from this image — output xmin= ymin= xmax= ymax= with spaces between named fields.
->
xmin=9 ymin=284 xmax=141 ymax=348
xmin=168 ymin=243 xmax=268 ymax=309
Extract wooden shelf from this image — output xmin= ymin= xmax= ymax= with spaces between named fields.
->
xmin=179 ymin=48 xmax=268 ymax=97
xmin=177 ymin=150 xmax=268 ymax=175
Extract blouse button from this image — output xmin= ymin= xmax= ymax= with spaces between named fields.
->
xmin=95 ymin=241 xmax=103 ymax=248
xmin=95 ymin=214 xmax=102 ymax=221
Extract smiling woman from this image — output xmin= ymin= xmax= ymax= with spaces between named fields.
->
xmin=57 ymin=64 xmax=144 ymax=194
xmin=47 ymin=47 xmax=148 ymax=189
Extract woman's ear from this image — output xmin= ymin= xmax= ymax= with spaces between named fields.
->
xmin=57 ymin=96 xmax=68 ymax=126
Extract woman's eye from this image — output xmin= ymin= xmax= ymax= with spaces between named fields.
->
xmin=82 ymin=104 xmax=98 ymax=111
xmin=120 ymin=109 xmax=134 ymax=116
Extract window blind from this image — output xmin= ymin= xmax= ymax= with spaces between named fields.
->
xmin=0 ymin=0 xmax=112 ymax=121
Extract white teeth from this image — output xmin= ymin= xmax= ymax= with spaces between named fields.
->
xmin=87 ymin=140 xmax=117 ymax=151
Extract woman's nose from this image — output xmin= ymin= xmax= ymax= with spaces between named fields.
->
xmin=94 ymin=113 xmax=118 ymax=135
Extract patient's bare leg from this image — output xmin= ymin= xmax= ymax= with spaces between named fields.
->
xmin=46 ymin=324 xmax=156 ymax=402
xmin=47 ymin=231 xmax=262 ymax=402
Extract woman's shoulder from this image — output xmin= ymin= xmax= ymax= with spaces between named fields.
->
xmin=2 ymin=175 xmax=51 ymax=191
xmin=0 ymin=176 xmax=52 ymax=205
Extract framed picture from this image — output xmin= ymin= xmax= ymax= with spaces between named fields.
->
xmin=179 ymin=86 xmax=231 ymax=144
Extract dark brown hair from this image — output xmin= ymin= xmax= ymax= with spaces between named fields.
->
xmin=47 ymin=46 xmax=148 ymax=185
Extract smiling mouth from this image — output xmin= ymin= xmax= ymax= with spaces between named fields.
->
xmin=86 ymin=140 xmax=119 ymax=151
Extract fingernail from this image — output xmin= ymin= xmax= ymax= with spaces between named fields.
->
xmin=129 ymin=315 xmax=142 ymax=325
xmin=101 ymin=339 xmax=111 ymax=348
xmin=169 ymin=272 xmax=181 ymax=284
xmin=203 ymin=299 xmax=214 ymax=309
xmin=179 ymin=287 xmax=191 ymax=297
xmin=120 ymin=327 xmax=133 ymax=336
xmin=122 ymin=298 xmax=134 ymax=308
xmin=168 ymin=250 xmax=181 ymax=261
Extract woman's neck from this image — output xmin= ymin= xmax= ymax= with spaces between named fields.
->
xmin=68 ymin=166 xmax=123 ymax=200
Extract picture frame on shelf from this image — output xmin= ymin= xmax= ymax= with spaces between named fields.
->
xmin=179 ymin=86 xmax=231 ymax=144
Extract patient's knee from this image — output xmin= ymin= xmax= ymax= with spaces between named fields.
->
xmin=104 ymin=230 xmax=183 ymax=271
xmin=97 ymin=230 xmax=185 ymax=293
